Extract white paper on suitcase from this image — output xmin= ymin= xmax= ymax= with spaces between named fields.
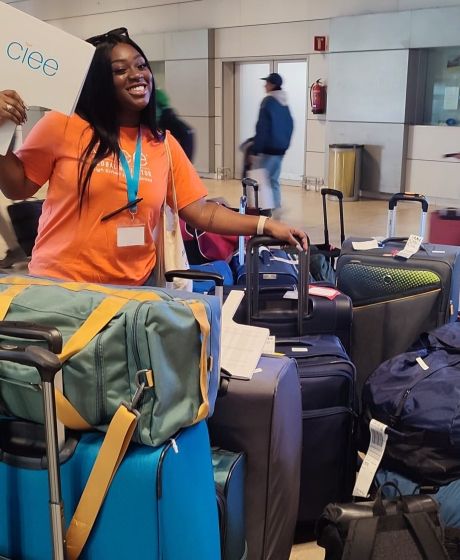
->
xmin=0 ymin=1 xmax=95 ymax=154
xmin=221 ymin=290 xmax=269 ymax=379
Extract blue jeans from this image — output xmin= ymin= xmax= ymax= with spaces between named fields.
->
xmin=261 ymin=154 xmax=283 ymax=209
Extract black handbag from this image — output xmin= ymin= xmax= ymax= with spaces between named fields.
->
xmin=316 ymin=483 xmax=450 ymax=560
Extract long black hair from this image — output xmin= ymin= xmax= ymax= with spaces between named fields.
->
xmin=75 ymin=30 xmax=162 ymax=211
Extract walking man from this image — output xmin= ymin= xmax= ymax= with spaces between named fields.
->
xmin=251 ymin=73 xmax=293 ymax=211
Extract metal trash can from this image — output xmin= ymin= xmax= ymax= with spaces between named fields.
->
xmin=328 ymin=144 xmax=364 ymax=201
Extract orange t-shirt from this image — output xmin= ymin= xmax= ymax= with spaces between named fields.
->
xmin=15 ymin=112 xmax=207 ymax=285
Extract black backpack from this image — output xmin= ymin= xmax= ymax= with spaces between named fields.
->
xmin=317 ymin=483 xmax=449 ymax=560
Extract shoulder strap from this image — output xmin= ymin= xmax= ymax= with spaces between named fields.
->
xmin=164 ymin=134 xmax=178 ymax=213
xmin=343 ymin=512 xmax=449 ymax=560
xmin=65 ymin=403 xmax=139 ymax=560
xmin=342 ymin=517 xmax=378 ymax=560
xmin=404 ymin=512 xmax=449 ymax=559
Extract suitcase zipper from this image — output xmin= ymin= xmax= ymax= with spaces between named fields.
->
xmin=302 ymin=405 xmax=352 ymax=419
xmin=353 ymin=288 xmax=441 ymax=309
xmin=392 ymin=356 xmax=460 ymax=425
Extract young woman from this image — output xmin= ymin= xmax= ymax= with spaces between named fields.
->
xmin=0 ymin=28 xmax=308 ymax=286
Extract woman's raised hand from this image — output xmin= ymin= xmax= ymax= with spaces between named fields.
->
xmin=0 ymin=90 xmax=27 ymax=126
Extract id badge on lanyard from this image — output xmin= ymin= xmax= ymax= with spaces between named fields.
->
xmin=116 ymin=130 xmax=146 ymax=247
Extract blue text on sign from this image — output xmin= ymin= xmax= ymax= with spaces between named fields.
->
xmin=6 ymin=41 xmax=59 ymax=77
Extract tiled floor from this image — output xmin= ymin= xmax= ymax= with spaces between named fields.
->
xmin=203 ymin=179 xmax=451 ymax=245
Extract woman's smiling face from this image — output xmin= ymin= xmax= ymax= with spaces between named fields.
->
xmin=111 ymin=42 xmax=153 ymax=125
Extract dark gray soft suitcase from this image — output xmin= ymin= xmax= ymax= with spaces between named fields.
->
xmin=336 ymin=193 xmax=460 ymax=397
xmin=208 ymin=355 xmax=302 ymax=560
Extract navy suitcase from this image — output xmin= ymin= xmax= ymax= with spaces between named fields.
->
xmin=231 ymin=178 xmax=299 ymax=289
xmin=233 ymin=246 xmax=298 ymax=287
xmin=336 ymin=192 xmax=460 ymax=397
xmin=0 ymin=322 xmax=221 ymax=560
xmin=208 ymin=355 xmax=302 ymax=560
xmin=241 ymin=236 xmax=353 ymax=352
xmin=275 ymin=335 xmax=357 ymax=531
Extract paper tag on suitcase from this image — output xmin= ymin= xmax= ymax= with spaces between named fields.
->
xmin=353 ymin=419 xmax=388 ymax=498
xmin=395 ymin=234 xmax=423 ymax=260
xmin=352 ymin=239 xmax=380 ymax=250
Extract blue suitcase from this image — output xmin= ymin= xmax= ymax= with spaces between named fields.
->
xmin=233 ymin=246 xmax=298 ymax=288
xmin=0 ymin=322 xmax=220 ymax=560
xmin=0 ymin=421 xmax=220 ymax=560
xmin=190 ymin=261 xmax=234 ymax=293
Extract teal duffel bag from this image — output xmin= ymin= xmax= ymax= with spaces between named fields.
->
xmin=0 ymin=275 xmax=221 ymax=447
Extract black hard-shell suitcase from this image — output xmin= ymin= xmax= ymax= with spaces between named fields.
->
xmin=242 ymin=236 xmax=353 ymax=352
xmin=276 ymin=335 xmax=357 ymax=534
xmin=208 ymin=355 xmax=302 ymax=560
xmin=336 ymin=193 xmax=460 ymax=397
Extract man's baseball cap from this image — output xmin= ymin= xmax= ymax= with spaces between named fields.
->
xmin=261 ymin=72 xmax=282 ymax=87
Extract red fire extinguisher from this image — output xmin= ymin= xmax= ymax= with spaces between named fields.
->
xmin=310 ymin=79 xmax=326 ymax=114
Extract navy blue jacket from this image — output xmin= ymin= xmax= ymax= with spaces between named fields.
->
xmin=252 ymin=90 xmax=294 ymax=156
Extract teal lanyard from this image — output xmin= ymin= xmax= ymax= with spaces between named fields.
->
xmin=119 ymin=130 xmax=142 ymax=212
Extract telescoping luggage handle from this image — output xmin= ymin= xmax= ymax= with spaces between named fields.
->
xmin=246 ymin=235 xmax=311 ymax=337
xmin=0 ymin=323 xmax=65 ymax=560
xmin=321 ymin=188 xmax=345 ymax=248
xmin=238 ymin=178 xmax=260 ymax=266
xmin=387 ymin=192 xmax=428 ymax=240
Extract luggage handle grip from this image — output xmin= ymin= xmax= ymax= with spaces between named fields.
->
xmin=242 ymin=177 xmax=259 ymax=191
xmin=164 ymin=269 xmax=224 ymax=286
xmin=0 ymin=344 xmax=62 ymax=383
xmin=388 ymin=193 xmax=428 ymax=212
xmin=0 ymin=320 xmax=63 ymax=354
xmin=320 ymin=187 xmax=343 ymax=201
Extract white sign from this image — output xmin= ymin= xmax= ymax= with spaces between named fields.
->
xmin=0 ymin=0 xmax=95 ymax=153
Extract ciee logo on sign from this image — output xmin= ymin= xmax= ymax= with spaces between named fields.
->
xmin=6 ymin=41 xmax=59 ymax=77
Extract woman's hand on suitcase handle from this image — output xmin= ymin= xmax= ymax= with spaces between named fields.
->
xmin=264 ymin=219 xmax=309 ymax=251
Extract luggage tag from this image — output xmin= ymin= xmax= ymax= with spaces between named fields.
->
xmin=394 ymin=234 xmax=423 ymax=260
xmin=353 ymin=419 xmax=388 ymax=498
